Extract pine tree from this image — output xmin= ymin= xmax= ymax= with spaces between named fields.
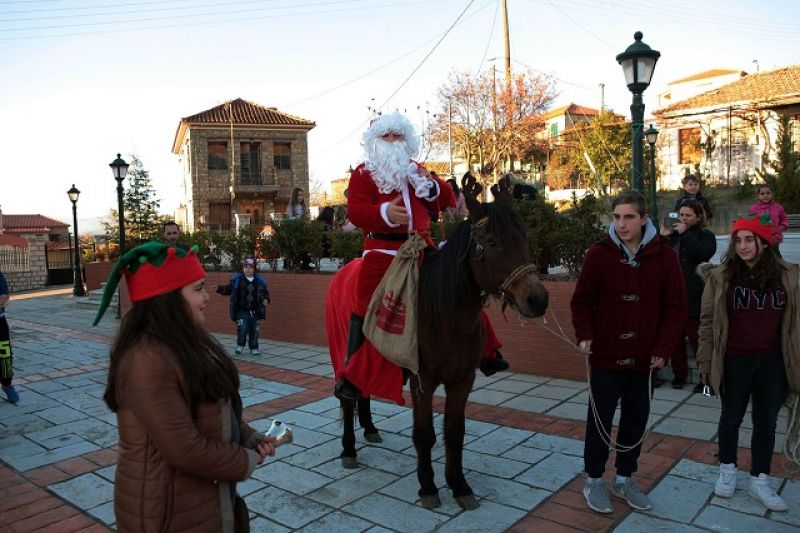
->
xmin=760 ymin=114 xmax=800 ymax=212
xmin=102 ymin=155 xmax=162 ymax=245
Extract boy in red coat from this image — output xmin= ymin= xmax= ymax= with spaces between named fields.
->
xmin=571 ymin=190 xmax=687 ymax=514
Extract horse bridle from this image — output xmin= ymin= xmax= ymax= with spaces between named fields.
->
xmin=468 ymin=217 xmax=538 ymax=314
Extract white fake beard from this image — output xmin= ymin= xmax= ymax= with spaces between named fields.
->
xmin=366 ymin=140 xmax=414 ymax=194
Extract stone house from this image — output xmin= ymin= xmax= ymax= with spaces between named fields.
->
xmin=653 ymin=65 xmax=800 ymax=190
xmin=172 ymin=98 xmax=315 ymax=232
xmin=0 ymin=211 xmax=72 ymax=290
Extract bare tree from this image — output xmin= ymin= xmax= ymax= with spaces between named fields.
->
xmin=428 ymin=69 xmax=557 ymax=188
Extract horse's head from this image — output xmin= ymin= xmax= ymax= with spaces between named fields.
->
xmin=461 ymin=173 xmax=549 ymax=318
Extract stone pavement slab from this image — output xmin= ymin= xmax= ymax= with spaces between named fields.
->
xmin=3 ymin=291 xmax=800 ymax=532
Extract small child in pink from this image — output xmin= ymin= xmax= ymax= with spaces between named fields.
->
xmin=747 ymin=184 xmax=788 ymax=250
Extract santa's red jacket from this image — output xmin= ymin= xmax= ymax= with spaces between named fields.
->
xmin=347 ymin=162 xmax=456 ymax=252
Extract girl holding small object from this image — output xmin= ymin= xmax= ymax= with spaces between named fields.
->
xmin=95 ymin=242 xmax=276 ymax=532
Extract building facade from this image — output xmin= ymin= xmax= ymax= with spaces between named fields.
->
xmin=172 ymin=98 xmax=315 ymax=232
xmin=653 ymin=65 xmax=800 ymax=190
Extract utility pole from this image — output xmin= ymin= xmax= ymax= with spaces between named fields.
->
xmin=492 ymin=63 xmax=498 ymax=181
xmin=599 ymin=83 xmax=605 ymax=111
xmin=501 ymin=0 xmax=512 ymax=172
xmin=447 ymin=98 xmax=453 ymax=177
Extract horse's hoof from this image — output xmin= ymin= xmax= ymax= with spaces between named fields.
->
xmin=364 ymin=431 xmax=382 ymax=443
xmin=419 ymin=494 xmax=441 ymax=509
xmin=341 ymin=456 xmax=358 ymax=469
xmin=455 ymin=494 xmax=480 ymax=510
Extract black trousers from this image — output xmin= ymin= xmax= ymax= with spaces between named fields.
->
xmin=584 ymin=367 xmax=650 ymax=478
xmin=0 ymin=317 xmax=12 ymax=387
xmin=718 ymin=353 xmax=786 ymax=476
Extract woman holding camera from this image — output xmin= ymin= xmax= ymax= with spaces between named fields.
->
xmin=659 ymin=200 xmax=716 ymax=389
xmin=697 ymin=215 xmax=800 ymax=511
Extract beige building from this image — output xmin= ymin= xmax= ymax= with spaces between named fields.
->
xmin=172 ymin=98 xmax=315 ymax=232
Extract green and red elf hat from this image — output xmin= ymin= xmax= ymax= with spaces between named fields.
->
xmin=92 ymin=241 xmax=205 ymax=326
xmin=731 ymin=213 xmax=773 ymax=244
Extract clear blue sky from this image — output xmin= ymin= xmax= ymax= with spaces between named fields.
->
xmin=2 ymin=0 xmax=798 ymax=228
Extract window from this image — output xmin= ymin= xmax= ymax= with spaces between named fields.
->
xmin=240 ymin=142 xmax=261 ymax=184
xmin=274 ymin=142 xmax=291 ymax=169
xmin=549 ymin=123 xmax=559 ymax=139
xmin=208 ymin=203 xmax=231 ymax=232
xmin=208 ymin=142 xmax=228 ymax=170
xmin=679 ymin=127 xmax=701 ymax=165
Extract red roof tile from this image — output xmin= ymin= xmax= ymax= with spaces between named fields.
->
xmin=181 ymin=98 xmax=315 ymax=127
xmin=0 ymin=235 xmax=29 ymax=248
xmin=544 ymin=103 xmax=600 ymax=120
xmin=655 ymin=65 xmax=800 ymax=115
xmin=2 ymin=214 xmax=69 ymax=234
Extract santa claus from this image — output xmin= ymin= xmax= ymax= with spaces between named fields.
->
xmin=335 ymin=112 xmax=508 ymax=402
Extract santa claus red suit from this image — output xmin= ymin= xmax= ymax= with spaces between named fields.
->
xmin=333 ymin=112 xmax=505 ymax=403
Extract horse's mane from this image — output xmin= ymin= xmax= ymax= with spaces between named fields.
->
xmin=420 ymin=202 xmax=527 ymax=336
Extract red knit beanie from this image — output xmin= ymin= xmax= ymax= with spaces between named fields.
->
xmin=731 ymin=214 xmax=773 ymax=244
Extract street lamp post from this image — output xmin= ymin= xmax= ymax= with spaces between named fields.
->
xmin=645 ymin=125 xmax=660 ymax=222
xmin=109 ymin=154 xmax=129 ymax=318
xmin=616 ymin=31 xmax=660 ymax=192
xmin=67 ymin=185 xmax=85 ymax=297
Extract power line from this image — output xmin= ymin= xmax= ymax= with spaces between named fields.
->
xmin=0 ymin=0 xmax=446 ymax=40
xmin=472 ymin=0 xmax=500 ymax=78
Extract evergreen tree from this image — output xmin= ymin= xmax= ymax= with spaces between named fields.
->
xmin=760 ymin=114 xmax=800 ymax=212
xmin=102 ymin=155 xmax=162 ymax=244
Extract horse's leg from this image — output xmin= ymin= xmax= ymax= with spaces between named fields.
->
xmin=412 ymin=375 xmax=440 ymax=508
xmin=340 ymin=398 xmax=358 ymax=469
xmin=357 ymin=397 xmax=382 ymax=443
xmin=444 ymin=375 xmax=479 ymax=510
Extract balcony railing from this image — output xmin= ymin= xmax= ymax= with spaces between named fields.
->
xmin=238 ymin=171 xmax=262 ymax=186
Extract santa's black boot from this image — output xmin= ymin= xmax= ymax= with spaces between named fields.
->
xmin=479 ymin=350 xmax=510 ymax=377
xmin=335 ymin=313 xmax=365 ymax=401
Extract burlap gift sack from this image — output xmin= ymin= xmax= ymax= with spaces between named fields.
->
xmin=363 ymin=233 xmax=428 ymax=375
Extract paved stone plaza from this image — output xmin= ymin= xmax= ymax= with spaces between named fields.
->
xmin=1 ymin=289 xmax=799 ymax=531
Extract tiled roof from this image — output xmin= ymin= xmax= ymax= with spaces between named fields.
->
xmin=0 ymin=235 xmax=29 ymax=248
xmin=2 ymin=215 xmax=69 ymax=234
xmin=181 ymin=98 xmax=315 ymax=127
xmin=668 ymin=69 xmax=743 ymax=85
xmin=544 ymin=103 xmax=600 ymax=120
xmin=655 ymin=65 xmax=800 ymax=115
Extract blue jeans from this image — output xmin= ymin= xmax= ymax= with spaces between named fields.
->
xmin=235 ymin=310 xmax=260 ymax=349
xmin=718 ymin=352 xmax=786 ymax=475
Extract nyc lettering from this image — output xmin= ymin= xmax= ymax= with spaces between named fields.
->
xmin=733 ymin=286 xmax=786 ymax=310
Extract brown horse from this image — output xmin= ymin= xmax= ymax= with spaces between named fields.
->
xmin=326 ymin=175 xmax=549 ymax=510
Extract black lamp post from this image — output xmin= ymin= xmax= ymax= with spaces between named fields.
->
xmin=616 ymin=31 xmax=660 ymax=192
xmin=67 ymin=184 xmax=85 ymax=297
xmin=109 ymin=154 xmax=129 ymax=318
xmin=645 ymin=124 xmax=660 ymax=222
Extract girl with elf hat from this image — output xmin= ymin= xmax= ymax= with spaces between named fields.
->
xmin=697 ymin=214 xmax=800 ymax=512
xmin=94 ymin=242 xmax=276 ymax=532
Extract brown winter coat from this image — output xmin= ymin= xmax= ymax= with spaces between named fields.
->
xmin=113 ymin=338 xmax=261 ymax=533
xmin=696 ymin=260 xmax=800 ymax=395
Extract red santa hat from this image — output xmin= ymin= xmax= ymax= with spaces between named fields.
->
xmin=731 ymin=214 xmax=773 ymax=244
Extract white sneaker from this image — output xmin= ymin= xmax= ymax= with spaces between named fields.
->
xmin=234 ymin=346 xmax=244 ymax=355
xmin=714 ymin=463 xmax=737 ymax=498
xmin=250 ymin=348 xmax=261 ymax=356
xmin=748 ymin=473 xmax=788 ymax=511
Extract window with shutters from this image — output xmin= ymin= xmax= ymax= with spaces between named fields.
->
xmin=208 ymin=142 xmax=228 ymax=170
xmin=208 ymin=203 xmax=231 ymax=232
xmin=274 ymin=142 xmax=291 ymax=169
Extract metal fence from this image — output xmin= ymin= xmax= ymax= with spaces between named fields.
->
xmin=0 ymin=245 xmax=30 ymax=272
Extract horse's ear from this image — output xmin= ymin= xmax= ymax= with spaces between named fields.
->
xmin=490 ymin=175 xmax=514 ymax=205
xmin=461 ymin=172 xmax=484 ymax=220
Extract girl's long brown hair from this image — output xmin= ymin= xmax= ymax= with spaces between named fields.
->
xmin=103 ymin=289 xmax=242 ymax=418
xmin=722 ymin=233 xmax=784 ymax=291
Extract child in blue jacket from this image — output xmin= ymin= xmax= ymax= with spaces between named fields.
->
xmin=217 ymin=258 xmax=270 ymax=355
